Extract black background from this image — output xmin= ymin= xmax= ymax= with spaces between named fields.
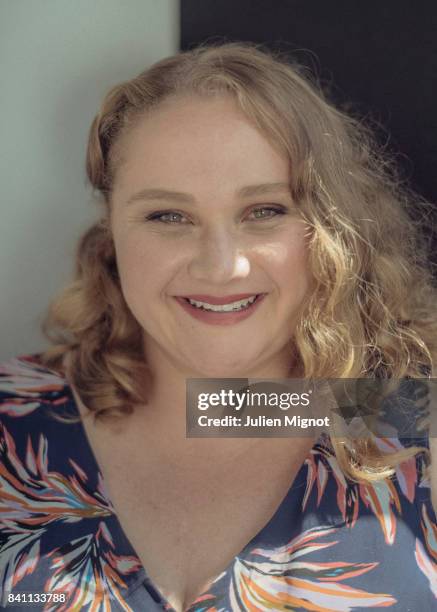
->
xmin=181 ymin=0 xmax=437 ymax=262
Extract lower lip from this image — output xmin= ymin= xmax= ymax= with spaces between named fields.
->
xmin=174 ymin=294 xmax=266 ymax=326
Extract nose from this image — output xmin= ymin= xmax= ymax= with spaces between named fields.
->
xmin=187 ymin=227 xmax=251 ymax=284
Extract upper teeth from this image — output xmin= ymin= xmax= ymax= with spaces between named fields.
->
xmin=187 ymin=295 xmax=258 ymax=312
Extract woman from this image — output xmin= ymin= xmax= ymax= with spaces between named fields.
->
xmin=1 ymin=42 xmax=436 ymax=611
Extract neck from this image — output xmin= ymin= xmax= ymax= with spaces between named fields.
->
xmin=139 ymin=337 xmax=300 ymax=443
xmin=145 ymin=336 xmax=298 ymax=406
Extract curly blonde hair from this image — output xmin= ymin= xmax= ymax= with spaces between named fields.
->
xmin=40 ymin=42 xmax=437 ymax=483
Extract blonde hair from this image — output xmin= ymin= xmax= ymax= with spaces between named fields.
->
xmin=40 ymin=42 xmax=436 ymax=482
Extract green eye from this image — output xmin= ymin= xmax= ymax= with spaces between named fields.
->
xmin=249 ymin=206 xmax=286 ymax=220
xmin=146 ymin=211 xmax=189 ymax=224
xmin=145 ymin=205 xmax=287 ymax=225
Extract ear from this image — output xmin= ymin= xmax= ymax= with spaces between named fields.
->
xmin=430 ymin=437 xmax=437 ymax=515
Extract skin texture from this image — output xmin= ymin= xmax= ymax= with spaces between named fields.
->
xmin=110 ymin=94 xmax=311 ymax=388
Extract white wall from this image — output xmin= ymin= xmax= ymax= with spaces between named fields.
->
xmin=0 ymin=0 xmax=179 ymax=360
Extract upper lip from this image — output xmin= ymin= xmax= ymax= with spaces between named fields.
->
xmin=178 ymin=293 xmax=263 ymax=305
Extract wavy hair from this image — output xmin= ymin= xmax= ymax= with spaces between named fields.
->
xmin=40 ymin=42 xmax=437 ymax=483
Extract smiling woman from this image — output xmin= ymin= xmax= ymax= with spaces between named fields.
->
xmin=106 ymin=93 xmax=310 ymax=380
xmin=1 ymin=42 xmax=437 ymax=611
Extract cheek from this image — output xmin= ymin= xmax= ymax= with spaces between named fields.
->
xmin=254 ymin=227 xmax=310 ymax=297
xmin=114 ymin=233 xmax=178 ymax=298
xmin=280 ymin=249 xmax=309 ymax=301
xmin=284 ymin=237 xmax=309 ymax=280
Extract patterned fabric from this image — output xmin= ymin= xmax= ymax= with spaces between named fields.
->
xmin=0 ymin=354 xmax=436 ymax=611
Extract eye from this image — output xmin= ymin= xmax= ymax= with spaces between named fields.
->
xmin=144 ymin=205 xmax=288 ymax=225
xmin=247 ymin=205 xmax=287 ymax=220
xmin=145 ymin=210 xmax=190 ymax=224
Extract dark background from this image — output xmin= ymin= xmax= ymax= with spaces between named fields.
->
xmin=181 ymin=0 xmax=437 ymax=264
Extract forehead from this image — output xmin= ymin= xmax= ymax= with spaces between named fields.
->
xmin=112 ymin=94 xmax=290 ymax=196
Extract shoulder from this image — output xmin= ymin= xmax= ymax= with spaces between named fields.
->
xmin=0 ymin=353 xmax=76 ymax=459
xmin=0 ymin=353 xmax=70 ymax=418
xmin=0 ymin=357 xmax=141 ymax=609
xmin=0 ymin=353 xmax=104 ymax=516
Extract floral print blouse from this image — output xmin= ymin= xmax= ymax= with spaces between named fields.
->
xmin=0 ymin=354 xmax=436 ymax=611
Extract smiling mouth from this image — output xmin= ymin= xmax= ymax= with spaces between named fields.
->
xmin=183 ymin=294 xmax=261 ymax=312
xmin=174 ymin=293 xmax=267 ymax=325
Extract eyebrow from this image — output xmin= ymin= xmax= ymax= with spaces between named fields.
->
xmin=125 ymin=182 xmax=291 ymax=206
